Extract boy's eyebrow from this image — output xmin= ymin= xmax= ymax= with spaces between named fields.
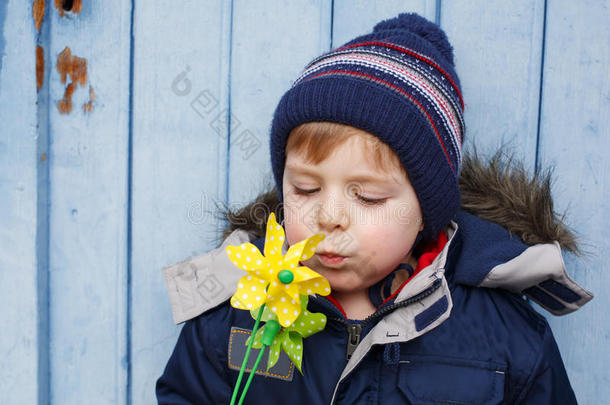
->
xmin=285 ymin=163 xmax=397 ymax=184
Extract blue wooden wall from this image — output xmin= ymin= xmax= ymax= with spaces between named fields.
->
xmin=1 ymin=0 xmax=607 ymax=403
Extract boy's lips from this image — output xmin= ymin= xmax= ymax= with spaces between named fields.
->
xmin=316 ymin=252 xmax=347 ymax=266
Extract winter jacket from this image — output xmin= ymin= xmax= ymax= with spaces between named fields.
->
xmin=156 ymin=154 xmax=593 ymax=404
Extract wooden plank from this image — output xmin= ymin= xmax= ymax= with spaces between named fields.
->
xmin=441 ymin=1 xmax=545 ymax=169
xmin=130 ymin=1 xmax=232 ymax=403
xmin=46 ymin=1 xmax=131 ymax=403
xmin=227 ymin=0 xmax=333 ymax=206
xmin=538 ymin=0 xmax=609 ymax=402
xmin=0 ymin=1 xmax=48 ymax=403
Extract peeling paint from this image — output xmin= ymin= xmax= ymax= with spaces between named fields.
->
xmin=57 ymin=82 xmax=76 ymax=114
xmin=33 ymin=0 xmax=45 ymax=31
xmin=56 ymin=47 xmax=88 ymax=114
xmin=36 ymin=46 xmax=44 ymax=91
xmin=57 ymin=47 xmax=87 ymax=86
xmin=55 ymin=0 xmax=82 ymax=17
xmin=33 ymin=1 xmax=46 ymax=92
xmin=82 ymin=86 xmax=95 ymax=113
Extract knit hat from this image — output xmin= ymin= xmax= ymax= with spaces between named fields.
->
xmin=269 ymin=13 xmax=465 ymax=242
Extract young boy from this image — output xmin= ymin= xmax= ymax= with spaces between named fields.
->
xmin=156 ymin=13 xmax=592 ymax=404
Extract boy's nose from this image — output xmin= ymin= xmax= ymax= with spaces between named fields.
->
xmin=315 ymin=194 xmax=349 ymax=231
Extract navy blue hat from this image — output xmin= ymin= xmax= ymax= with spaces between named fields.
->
xmin=269 ymin=13 xmax=465 ymax=241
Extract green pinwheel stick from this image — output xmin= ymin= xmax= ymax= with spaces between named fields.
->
xmin=230 ymin=304 xmax=281 ymax=405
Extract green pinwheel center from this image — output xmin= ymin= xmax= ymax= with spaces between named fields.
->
xmin=278 ymin=269 xmax=294 ymax=284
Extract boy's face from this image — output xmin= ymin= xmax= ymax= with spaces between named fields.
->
xmin=282 ymin=130 xmax=424 ymax=297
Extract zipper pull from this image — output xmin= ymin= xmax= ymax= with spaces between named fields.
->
xmin=346 ymin=323 xmax=362 ymax=360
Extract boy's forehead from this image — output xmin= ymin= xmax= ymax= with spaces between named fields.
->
xmin=284 ymin=129 xmax=407 ymax=184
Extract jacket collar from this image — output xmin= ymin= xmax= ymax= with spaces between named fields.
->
xmin=162 ymin=228 xmax=251 ymax=324
xmin=161 ymin=222 xmax=456 ymax=326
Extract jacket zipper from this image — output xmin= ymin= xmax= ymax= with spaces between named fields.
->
xmin=321 ymin=277 xmax=443 ymax=360
xmin=346 ymin=324 xmax=362 ymax=360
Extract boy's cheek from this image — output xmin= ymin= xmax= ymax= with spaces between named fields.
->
xmin=282 ymin=207 xmax=308 ymax=246
xmin=283 ymin=223 xmax=299 ymax=247
xmin=360 ymin=225 xmax=414 ymax=256
xmin=283 ymin=197 xmax=319 ymax=235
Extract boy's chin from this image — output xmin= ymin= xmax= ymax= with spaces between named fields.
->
xmin=324 ymin=275 xmax=363 ymax=294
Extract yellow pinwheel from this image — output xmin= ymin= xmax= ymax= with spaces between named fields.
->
xmin=226 ymin=212 xmax=330 ymax=327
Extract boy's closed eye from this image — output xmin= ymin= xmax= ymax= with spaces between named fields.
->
xmin=291 ymin=185 xmax=388 ymax=206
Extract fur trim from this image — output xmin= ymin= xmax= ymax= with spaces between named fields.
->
xmin=215 ymin=187 xmax=282 ymax=244
xmin=459 ymin=149 xmax=579 ymax=255
xmin=217 ymin=151 xmax=579 ymax=255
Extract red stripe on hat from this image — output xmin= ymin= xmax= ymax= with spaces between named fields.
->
xmin=336 ymin=41 xmax=464 ymax=110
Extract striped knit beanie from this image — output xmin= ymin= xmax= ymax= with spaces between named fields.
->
xmin=269 ymin=13 xmax=465 ymax=242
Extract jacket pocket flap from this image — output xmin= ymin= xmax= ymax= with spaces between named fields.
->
xmin=397 ymin=355 xmax=505 ymax=404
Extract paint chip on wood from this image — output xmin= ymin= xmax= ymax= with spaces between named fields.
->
xmin=33 ymin=0 xmax=46 ymax=31
xmin=36 ymin=46 xmax=45 ymax=91
xmin=57 ymin=47 xmax=87 ymax=86
xmin=57 ymin=82 xmax=76 ymax=114
xmin=56 ymin=47 xmax=90 ymax=114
